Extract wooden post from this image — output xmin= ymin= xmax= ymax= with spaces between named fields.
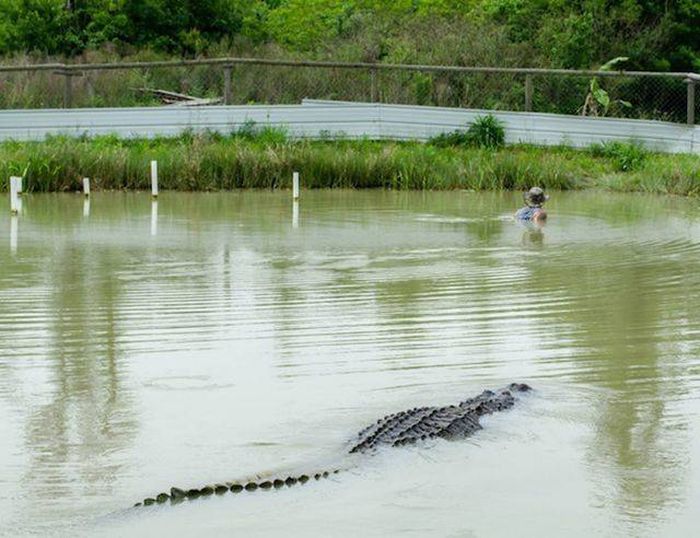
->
xmin=83 ymin=177 xmax=90 ymax=197
xmin=687 ymin=78 xmax=696 ymax=126
xmin=524 ymin=75 xmax=533 ymax=112
xmin=292 ymin=171 xmax=300 ymax=200
xmin=370 ymin=68 xmax=378 ymax=103
xmin=223 ymin=65 xmax=233 ymax=105
xmin=62 ymin=70 xmax=73 ymax=109
xmin=150 ymin=160 xmax=159 ymax=198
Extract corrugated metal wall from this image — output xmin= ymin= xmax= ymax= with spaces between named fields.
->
xmin=0 ymin=100 xmax=697 ymax=153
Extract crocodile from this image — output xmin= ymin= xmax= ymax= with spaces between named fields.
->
xmin=134 ymin=382 xmax=531 ymax=507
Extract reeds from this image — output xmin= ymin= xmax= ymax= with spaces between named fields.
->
xmin=0 ymin=133 xmax=697 ymax=195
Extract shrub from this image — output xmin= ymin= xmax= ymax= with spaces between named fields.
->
xmin=428 ymin=130 xmax=471 ymax=147
xmin=429 ymin=114 xmax=506 ymax=149
xmin=466 ymin=114 xmax=506 ymax=148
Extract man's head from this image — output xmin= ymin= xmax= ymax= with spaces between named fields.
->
xmin=524 ymin=187 xmax=549 ymax=208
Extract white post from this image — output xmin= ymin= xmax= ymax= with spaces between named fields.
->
xmin=9 ymin=177 xmax=19 ymax=214
xmin=151 ymin=200 xmax=158 ymax=236
xmin=83 ymin=198 xmax=90 ymax=217
xmin=292 ymin=171 xmax=300 ymax=200
xmin=10 ymin=214 xmax=18 ymax=254
xmin=150 ymin=160 xmax=159 ymax=199
xmin=16 ymin=176 xmax=23 ymax=195
xmin=292 ymin=200 xmax=299 ymax=229
xmin=83 ymin=177 xmax=90 ymax=197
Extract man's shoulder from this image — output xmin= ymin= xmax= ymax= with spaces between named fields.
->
xmin=516 ymin=206 xmax=546 ymax=221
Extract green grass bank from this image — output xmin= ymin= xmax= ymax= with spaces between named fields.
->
xmin=1 ymin=133 xmax=699 ymax=196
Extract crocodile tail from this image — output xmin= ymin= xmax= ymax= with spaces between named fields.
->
xmin=134 ymin=469 xmax=341 ymax=507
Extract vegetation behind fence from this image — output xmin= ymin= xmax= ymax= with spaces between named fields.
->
xmin=0 ymin=55 xmax=698 ymax=125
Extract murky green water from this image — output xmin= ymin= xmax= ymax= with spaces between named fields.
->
xmin=1 ymin=191 xmax=699 ymax=537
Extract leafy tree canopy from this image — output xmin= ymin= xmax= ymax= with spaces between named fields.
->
xmin=0 ymin=0 xmax=697 ymax=71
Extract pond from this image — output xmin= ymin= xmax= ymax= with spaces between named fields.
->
xmin=1 ymin=191 xmax=699 ymax=537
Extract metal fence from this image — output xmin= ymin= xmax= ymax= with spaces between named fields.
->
xmin=0 ymin=57 xmax=698 ymax=125
xmin=2 ymin=102 xmax=697 ymax=153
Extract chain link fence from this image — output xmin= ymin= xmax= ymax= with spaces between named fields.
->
xmin=0 ymin=58 xmax=697 ymax=124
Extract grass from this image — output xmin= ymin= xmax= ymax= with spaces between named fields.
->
xmin=0 ymin=132 xmax=698 ymax=196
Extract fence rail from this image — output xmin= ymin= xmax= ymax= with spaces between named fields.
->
xmin=0 ymin=56 xmax=698 ymax=124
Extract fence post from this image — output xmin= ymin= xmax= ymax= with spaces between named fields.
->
xmin=524 ymin=75 xmax=533 ymax=112
xmin=150 ymin=160 xmax=159 ymax=198
xmin=370 ymin=68 xmax=378 ymax=103
xmin=60 ymin=69 xmax=74 ymax=108
xmin=223 ymin=65 xmax=233 ymax=105
xmin=687 ymin=78 xmax=696 ymax=126
xmin=9 ymin=177 xmax=19 ymax=214
xmin=292 ymin=171 xmax=300 ymax=200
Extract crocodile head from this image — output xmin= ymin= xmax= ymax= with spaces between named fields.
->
xmin=508 ymin=383 xmax=532 ymax=392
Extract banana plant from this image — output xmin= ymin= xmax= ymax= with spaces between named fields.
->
xmin=581 ymin=56 xmax=632 ymax=117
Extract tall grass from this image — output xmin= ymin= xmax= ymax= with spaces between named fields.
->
xmin=0 ymin=133 xmax=698 ymax=195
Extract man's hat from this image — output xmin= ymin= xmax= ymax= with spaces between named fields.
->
xmin=524 ymin=187 xmax=549 ymax=207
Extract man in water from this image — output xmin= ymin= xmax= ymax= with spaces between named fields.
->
xmin=515 ymin=187 xmax=548 ymax=223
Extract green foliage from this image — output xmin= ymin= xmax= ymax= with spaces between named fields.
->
xmin=232 ymin=120 xmax=289 ymax=144
xmin=536 ymin=12 xmax=595 ymax=69
xmin=0 ymin=0 xmax=72 ymax=54
xmin=581 ymin=57 xmax=633 ymax=117
xmin=409 ymin=73 xmax=432 ymax=105
xmin=477 ymin=0 xmax=699 ymax=71
xmin=265 ymin=0 xmax=355 ymax=51
xmin=480 ymin=0 xmax=553 ymax=43
xmin=466 ymin=114 xmax=505 ymax=148
xmin=0 ymin=0 xmax=246 ymax=56
xmin=234 ymin=119 xmax=259 ymax=139
xmin=429 ymin=130 xmax=471 ymax=148
xmin=429 ymin=114 xmax=505 ymax=149
xmin=589 ymin=141 xmax=648 ymax=172
xmin=0 ymin=0 xmax=697 ymax=74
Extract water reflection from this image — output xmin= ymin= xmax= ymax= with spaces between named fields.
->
xmin=10 ymin=214 xmax=17 ymax=254
xmin=519 ymin=221 xmax=545 ymax=248
xmin=150 ymin=201 xmax=158 ymax=236
xmin=583 ymin=265 xmax=691 ymax=527
xmin=521 ymin=227 xmax=544 ymax=247
xmin=292 ymin=200 xmax=299 ymax=229
xmin=528 ymin=230 xmax=696 ymax=530
xmin=464 ymin=216 xmax=504 ymax=243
